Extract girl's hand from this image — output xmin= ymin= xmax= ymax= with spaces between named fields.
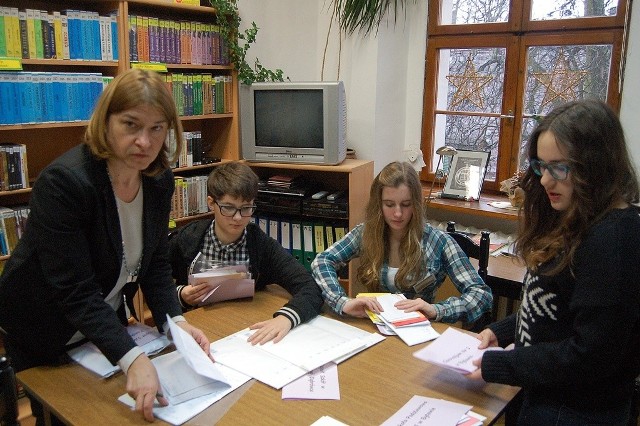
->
xmin=476 ymin=328 xmax=499 ymax=349
xmin=394 ymin=298 xmax=437 ymax=320
xmin=180 ymin=284 xmax=212 ymax=307
xmin=342 ymin=297 xmax=383 ymax=318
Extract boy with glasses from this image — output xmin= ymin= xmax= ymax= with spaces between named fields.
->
xmin=169 ymin=162 xmax=324 ymax=345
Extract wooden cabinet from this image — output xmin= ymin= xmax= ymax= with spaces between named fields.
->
xmin=247 ymin=159 xmax=374 ymax=295
xmin=0 ymin=0 xmax=239 ymax=263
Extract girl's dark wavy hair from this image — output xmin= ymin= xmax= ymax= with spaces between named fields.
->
xmin=517 ymin=99 xmax=639 ymax=274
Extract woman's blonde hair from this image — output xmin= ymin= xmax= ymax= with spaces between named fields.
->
xmin=84 ymin=68 xmax=184 ymax=176
xmin=357 ymin=161 xmax=425 ymax=291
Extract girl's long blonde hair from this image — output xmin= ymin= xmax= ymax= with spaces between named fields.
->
xmin=357 ymin=162 xmax=425 ymax=291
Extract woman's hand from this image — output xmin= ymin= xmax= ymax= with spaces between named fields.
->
xmin=465 ymin=357 xmax=485 ymax=381
xmin=126 ymin=354 xmax=166 ymax=422
xmin=248 ymin=315 xmax=292 ymax=345
xmin=476 ymin=328 xmax=499 ymax=349
xmin=179 ymin=284 xmax=212 ymax=307
xmin=176 ymin=321 xmax=211 ymax=356
xmin=394 ymin=298 xmax=437 ymax=320
xmin=342 ymin=297 xmax=383 ymax=318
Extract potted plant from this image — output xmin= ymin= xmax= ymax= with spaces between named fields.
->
xmin=208 ymin=0 xmax=286 ymax=85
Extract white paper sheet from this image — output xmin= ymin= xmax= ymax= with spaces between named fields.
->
xmin=381 ymin=395 xmax=472 ymax=426
xmin=67 ymin=323 xmax=171 ymax=378
xmin=211 ymin=316 xmax=384 ymax=389
xmin=412 ymin=327 xmax=502 ymax=374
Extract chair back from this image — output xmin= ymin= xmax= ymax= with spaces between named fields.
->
xmin=446 ymin=221 xmax=491 ymax=331
xmin=0 ymin=355 xmax=19 ymax=426
xmin=446 ymin=221 xmax=489 ymax=281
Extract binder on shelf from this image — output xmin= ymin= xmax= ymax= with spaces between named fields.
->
xmin=325 ymin=223 xmax=335 ymax=247
xmin=291 ymin=220 xmax=303 ymax=265
xmin=258 ymin=216 xmax=268 ymax=236
xmin=268 ymin=218 xmax=280 ymax=244
xmin=302 ymin=222 xmax=315 ymax=271
xmin=334 ymin=224 xmax=347 ymax=242
xmin=313 ymin=222 xmax=326 ymax=256
xmin=280 ymin=220 xmax=292 ymax=253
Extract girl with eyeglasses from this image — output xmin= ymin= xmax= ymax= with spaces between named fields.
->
xmin=467 ymin=100 xmax=640 ymax=425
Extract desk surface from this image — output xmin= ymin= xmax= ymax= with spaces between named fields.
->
xmin=18 ymin=288 xmax=520 ymax=426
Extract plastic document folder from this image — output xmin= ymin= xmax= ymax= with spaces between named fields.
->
xmin=188 ymin=265 xmax=254 ymax=305
xmin=210 ymin=316 xmax=385 ymax=389
xmin=67 ymin=323 xmax=171 ymax=378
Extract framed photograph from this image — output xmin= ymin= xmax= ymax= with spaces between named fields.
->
xmin=441 ymin=150 xmax=490 ymax=201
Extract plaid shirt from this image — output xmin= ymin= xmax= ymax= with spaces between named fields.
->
xmin=311 ymin=223 xmax=492 ymax=323
xmin=192 ymin=220 xmax=249 ymax=273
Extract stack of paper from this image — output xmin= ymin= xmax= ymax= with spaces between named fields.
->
xmin=67 ymin=323 xmax=171 ymax=378
xmin=412 ymin=327 xmax=502 ymax=374
xmin=210 ymin=316 xmax=385 ymax=389
xmin=358 ymin=293 xmax=440 ymax=346
xmin=118 ymin=316 xmax=251 ymax=425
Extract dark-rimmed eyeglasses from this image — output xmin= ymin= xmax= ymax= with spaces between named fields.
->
xmin=214 ymin=201 xmax=257 ymax=217
xmin=530 ymin=159 xmax=570 ymax=181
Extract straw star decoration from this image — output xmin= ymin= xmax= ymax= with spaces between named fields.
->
xmin=447 ymin=55 xmax=493 ymax=109
xmin=530 ymin=49 xmax=587 ymax=108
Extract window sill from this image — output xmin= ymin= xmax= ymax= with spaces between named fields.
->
xmin=423 ymin=190 xmax=519 ymax=222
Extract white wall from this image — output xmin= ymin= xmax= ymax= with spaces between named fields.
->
xmin=238 ymin=1 xmax=640 ymax=175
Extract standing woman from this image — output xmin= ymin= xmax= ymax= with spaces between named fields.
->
xmin=312 ymin=161 xmax=492 ymax=324
xmin=468 ymin=100 xmax=640 ymax=425
xmin=0 ymin=69 xmax=209 ymax=424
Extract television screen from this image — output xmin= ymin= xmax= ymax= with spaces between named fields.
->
xmin=254 ymin=90 xmax=324 ymax=149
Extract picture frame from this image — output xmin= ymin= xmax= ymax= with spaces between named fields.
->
xmin=440 ymin=150 xmax=491 ymax=201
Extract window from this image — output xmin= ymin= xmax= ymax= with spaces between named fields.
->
xmin=421 ymin=0 xmax=629 ymax=190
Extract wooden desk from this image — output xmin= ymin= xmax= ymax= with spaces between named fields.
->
xmin=18 ymin=288 xmax=520 ymax=426
xmin=426 ymin=193 xmax=519 ymax=222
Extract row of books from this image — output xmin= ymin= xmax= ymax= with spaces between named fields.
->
xmin=0 ymin=72 xmax=111 ymax=125
xmin=0 ymin=7 xmax=118 ymax=61
xmin=0 ymin=205 xmax=29 ymax=256
xmin=0 ymin=143 xmax=29 ymax=191
xmin=129 ymin=14 xmax=228 ymax=65
xmin=163 ymin=73 xmax=233 ymax=117
xmin=169 ymin=130 xmax=204 ymax=169
xmin=253 ymin=215 xmax=348 ymax=272
xmin=170 ymin=174 xmax=209 ymax=221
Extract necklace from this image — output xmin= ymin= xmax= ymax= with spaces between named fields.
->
xmin=122 ymin=241 xmax=142 ymax=283
xmin=107 ymin=166 xmax=143 ymax=283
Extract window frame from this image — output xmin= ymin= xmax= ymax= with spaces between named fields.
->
xmin=422 ymin=0 xmax=629 ymax=191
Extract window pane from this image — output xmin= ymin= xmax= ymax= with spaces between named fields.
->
xmin=530 ymin=0 xmax=620 ymax=20
xmin=434 ymin=113 xmax=500 ymax=181
xmin=518 ymin=117 xmax=538 ymax=169
xmin=438 ymin=48 xmax=505 ymax=113
xmin=440 ymin=0 xmax=510 ymax=24
xmin=433 ymin=48 xmax=505 ymax=180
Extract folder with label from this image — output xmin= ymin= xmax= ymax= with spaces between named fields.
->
xmin=302 ymin=222 xmax=315 ymax=270
xmin=291 ymin=221 xmax=303 ymax=265
xmin=280 ymin=220 xmax=292 ymax=253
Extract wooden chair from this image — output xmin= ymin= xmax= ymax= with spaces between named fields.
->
xmin=446 ymin=221 xmax=491 ymax=331
xmin=0 ymin=355 xmax=19 ymax=426
xmin=447 ymin=221 xmax=523 ymax=324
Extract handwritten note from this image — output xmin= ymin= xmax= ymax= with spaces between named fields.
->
xmin=282 ymin=362 xmax=340 ymax=400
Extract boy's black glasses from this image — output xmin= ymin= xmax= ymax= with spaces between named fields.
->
xmin=214 ymin=201 xmax=257 ymax=217
xmin=530 ymin=159 xmax=570 ymax=181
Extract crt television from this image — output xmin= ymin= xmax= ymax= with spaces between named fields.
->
xmin=240 ymin=81 xmax=347 ymax=165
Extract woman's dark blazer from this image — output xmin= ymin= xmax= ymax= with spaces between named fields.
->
xmin=0 ymin=144 xmax=182 ymax=368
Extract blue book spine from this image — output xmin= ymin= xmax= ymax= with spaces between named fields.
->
xmin=19 ymin=72 xmax=35 ymax=124
xmin=0 ymin=74 xmax=10 ymax=125
xmin=110 ymin=14 xmax=118 ymax=60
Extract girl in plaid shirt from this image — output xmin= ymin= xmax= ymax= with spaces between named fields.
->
xmin=311 ymin=161 xmax=492 ymax=324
